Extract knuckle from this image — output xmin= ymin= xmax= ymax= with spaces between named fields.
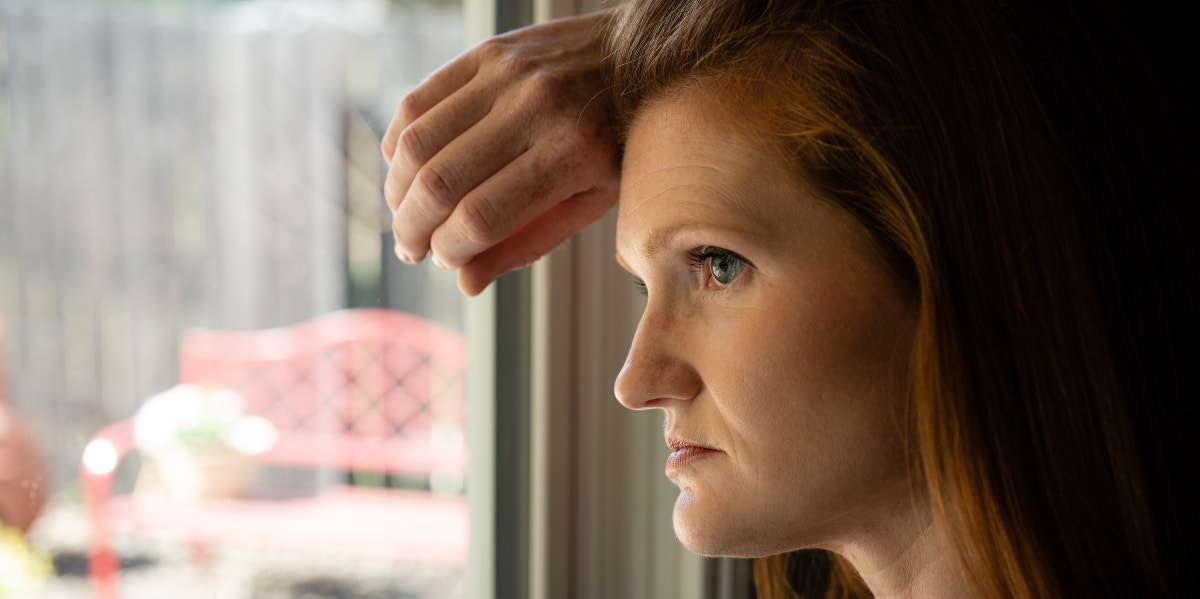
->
xmin=456 ymin=195 xmax=502 ymax=246
xmin=397 ymin=92 xmax=424 ymax=125
xmin=479 ymin=39 xmax=546 ymax=84
xmin=396 ymin=122 xmax=435 ymax=165
xmin=518 ymin=71 xmax=563 ymax=109
xmin=477 ymin=36 xmax=522 ymax=67
xmin=475 ymin=37 xmax=507 ymax=62
xmin=412 ymin=165 xmax=460 ymax=214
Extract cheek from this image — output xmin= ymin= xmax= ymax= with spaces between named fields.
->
xmin=689 ymin=304 xmax=777 ymax=392
xmin=698 ymin=292 xmax=850 ymax=395
xmin=698 ymin=282 xmax=911 ymax=444
xmin=691 ymin=301 xmax=816 ymax=445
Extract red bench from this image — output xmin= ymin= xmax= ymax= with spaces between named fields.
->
xmin=80 ymin=309 xmax=469 ymax=598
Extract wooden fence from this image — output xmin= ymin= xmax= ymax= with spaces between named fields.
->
xmin=0 ymin=0 xmax=464 ymax=492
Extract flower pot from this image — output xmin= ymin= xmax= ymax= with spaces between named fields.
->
xmin=153 ymin=444 xmax=258 ymax=500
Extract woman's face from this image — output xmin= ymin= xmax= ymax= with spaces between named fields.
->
xmin=614 ymin=90 xmax=919 ymax=557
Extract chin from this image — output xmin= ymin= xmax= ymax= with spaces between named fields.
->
xmin=672 ymin=494 xmax=787 ymax=558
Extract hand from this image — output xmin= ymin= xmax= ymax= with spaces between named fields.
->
xmin=381 ymin=9 xmax=621 ymax=296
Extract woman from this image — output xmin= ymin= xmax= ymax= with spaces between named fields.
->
xmin=382 ymin=1 xmax=1198 ymax=597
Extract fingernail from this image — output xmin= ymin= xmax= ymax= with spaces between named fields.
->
xmin=431 ymin=253 xmax=448 ymax=270
xmin=394 ymin=243 xmax=411 ymax=263
xmin=394 ymin=244 xmax=423 ymax=265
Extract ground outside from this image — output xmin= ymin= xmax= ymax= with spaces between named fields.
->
xmin=17 ymin=500 xmax=465 ymax=599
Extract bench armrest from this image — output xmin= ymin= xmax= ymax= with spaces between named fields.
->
xmin=79 ymin=419 xmax=136 ymax=597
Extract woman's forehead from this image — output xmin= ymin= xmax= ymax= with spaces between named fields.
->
xmin=615 ymin=92 xmax=824 ymax=267
xmin=620 ymin=98 xmax=788 ymax=219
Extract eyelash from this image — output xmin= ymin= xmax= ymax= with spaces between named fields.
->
xmin=688 ymin=246 xmax=751 ymax=287
xmin=628 ymin=247 xmax=752 ymax=295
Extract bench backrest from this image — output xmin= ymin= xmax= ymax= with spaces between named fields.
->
xmin=177 ymin=309 xmax=467 ymax=479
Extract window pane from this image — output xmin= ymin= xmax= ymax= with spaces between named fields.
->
xmin=0 ymin=1 xmax=469 ymax=597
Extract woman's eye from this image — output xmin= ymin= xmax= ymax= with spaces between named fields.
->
xmin=708 ymin=253 xmax=744 ymax=285
xmin=690 ymin=247 xmax=747 ymax=287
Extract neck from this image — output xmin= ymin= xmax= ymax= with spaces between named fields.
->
xmin=832 ymin=502 xmax=975 ymax=599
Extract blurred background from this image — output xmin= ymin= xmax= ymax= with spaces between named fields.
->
xmin=0 ymin=0 xmax=469 ymax=596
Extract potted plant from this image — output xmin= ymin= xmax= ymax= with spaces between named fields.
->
xmin=133 ymin=384 xmax=277 ymax=500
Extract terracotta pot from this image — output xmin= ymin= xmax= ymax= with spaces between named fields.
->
xmin=152 ymin=444 xmax=258 ymax=500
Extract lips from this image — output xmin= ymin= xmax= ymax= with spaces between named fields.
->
xmin=665 ymin=436 xmax=719 ymax=478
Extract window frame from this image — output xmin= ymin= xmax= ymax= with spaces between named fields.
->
xmin=465 ymin=1 xmax=746 ymax=597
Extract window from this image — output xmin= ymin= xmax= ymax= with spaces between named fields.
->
xmin=2 ymin=1 xmax=472 ymax=596
xmin=1 ymin=0 xmax=720 ymax=596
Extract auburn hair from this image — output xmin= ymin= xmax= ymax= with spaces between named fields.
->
xmin=609 ymin=1 xmax=1198 ymax=597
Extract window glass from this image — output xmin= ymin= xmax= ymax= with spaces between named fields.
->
xmin=0 ymin=1 xmax=469 ymax=597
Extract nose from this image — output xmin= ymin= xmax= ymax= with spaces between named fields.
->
xmin=613 ymin=302 xmax=702 ymax=410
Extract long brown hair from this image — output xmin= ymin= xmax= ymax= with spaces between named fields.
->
xmin=610 ymin=1 xmax=1199 ymax=597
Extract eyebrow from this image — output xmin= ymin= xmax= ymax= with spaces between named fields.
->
xmin=639 ymin=221 xmax=712 ymax=258
xmin=613 ymin=183 xmax=787 ymax=272
xmin=613 ymin=221 xmax=697 ymax=274
xmin=614 ymin=218 xmax=767 ymax=275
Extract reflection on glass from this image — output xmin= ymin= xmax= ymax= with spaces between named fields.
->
xmin=0 ymin=1 xmax=466 ymax=597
